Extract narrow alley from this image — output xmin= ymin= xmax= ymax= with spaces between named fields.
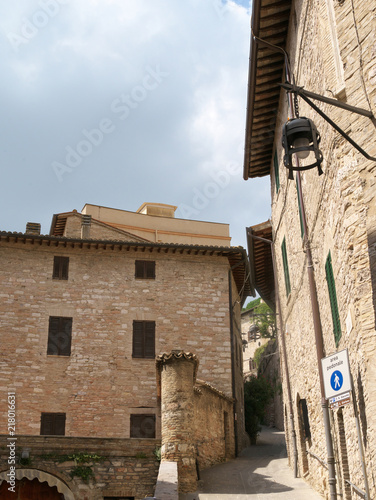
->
xmin=182 ymin=427 xmax=324 ymax=500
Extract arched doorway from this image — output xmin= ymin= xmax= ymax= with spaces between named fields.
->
xmin=0 ymin=469 xmax=74 ymax=500
xmin=0 ymin=477 xmax=64 ymax=499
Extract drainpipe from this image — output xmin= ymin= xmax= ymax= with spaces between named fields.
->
xmin=294 ymin=125 xmax=338 ymax=500
xmin=246 ymin=230 xmax=298 ymax=478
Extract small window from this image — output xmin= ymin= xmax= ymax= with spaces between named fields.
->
xmin=132 ymin=321 xmax=155 ymax=359
xmin=53 ymin=256 xmax=69 ymax=280
xmin=135 ymin=260 xmax=155 ymax=279
xmin=281 ymin=237 xmax=291 ymax=297
xmin=40 ymin=413 xmax=66 ymax=435
xmin=298 ymin=399 xmax=311 ymax=439
xmin=47 ymin=316 xmax=72 ymax=356
xmin=274 ymin=151 xmax=280 ymax=193
xmin=325 ymin=251 xmax=341 ymax=344
xmin=130 ymin=414 xmax=156 ymax=438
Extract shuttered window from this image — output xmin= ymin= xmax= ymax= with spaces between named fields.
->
xmin=281 ymin=237 xmax=291 ymax=297
xmin=132 ymin=321 xmax=155 ymax=358
xmin=53 ymin=256 xmax=69 ymax=280
xmin=40 ymin=413 xmax=66 ymax=435
xmin=325 ymin=251 xmax=342 ymax=344
xmin=299 ymin=399 xmax=311 ymax=439
xmin=274 ymin=151 xmax=280 ymax=193
xmin=47 ymin=316 xmax=72 ymax=356
xmin=135 ymin=260 xmax=155 ymax=279
xmin=130 ymin=414 xmax=156 ymax=438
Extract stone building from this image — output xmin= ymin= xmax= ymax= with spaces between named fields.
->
xmin=241 ymin=303 xmax=269 ymax=377
xmin=0 ymin=203 xmax=252 ymax=499
xmin=244 ymin=1 xmax=376 ymax=499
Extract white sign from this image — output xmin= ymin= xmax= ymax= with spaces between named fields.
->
xmin=321 ymin=349 xmax=352 ymax=400
xmin=329 ymin=391 xmax=351 ymax=410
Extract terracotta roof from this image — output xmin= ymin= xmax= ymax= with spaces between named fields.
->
xmin=246 ymin=221 xmax=275 ymax=310
xmin=243 ymin=0 xmax=292 ymax=180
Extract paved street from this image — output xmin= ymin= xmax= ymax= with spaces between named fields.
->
xmin=182 ymin=427 xmax=324 ymax=500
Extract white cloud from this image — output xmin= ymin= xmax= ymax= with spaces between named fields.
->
xmin=0 ymin=0 xmax=270 ymax=247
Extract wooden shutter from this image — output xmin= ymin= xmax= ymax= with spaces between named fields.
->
xmin=47 ymin=317 xmax=72 ymax=356
xmin=135 ymin=260 xmax=155 ymax=279
xmin=132 ymin=321 xmax=155 ymax=358
xmin=299 ymin=399 xmax=311 ymax=439
xmin=130 ymin=414 xmax=156 ymax=438
xmin=281 ymin=238 xmax=291 ymax=297
xmin=325 ymin=251 xmax=341 ymax=344
xmin=144 ymin=322 xmax=155 ymax=358
xmin=40 ymin=413 xmax=66 ymax=435
xmin=274 ymin=151 xmax=280 ymax=193
xmin=296 ymin=180 xmax=304 ymax=238
xmin=145 ymin=261 xmax=155 ymax=279
xmin=53 ymin=256 xmax=69 ymax=280
xmin=132 ymin=321 xmax=144 ymax=358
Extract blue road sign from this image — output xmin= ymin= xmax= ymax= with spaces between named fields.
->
xmin=330 ymin=370 xmax=343 ymax=392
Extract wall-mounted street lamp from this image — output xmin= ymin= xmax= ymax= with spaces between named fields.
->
xmin=280 ymin=82 xmax=376 ymax=179
xmin=282 ymin=117 xmax=323 ymax=179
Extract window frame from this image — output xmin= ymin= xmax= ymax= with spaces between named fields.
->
xmin=53 ymin=256 xmax=69 ymax=280
xmin=47 ymin=316 xmax=73 ymax=356
xmin=135 ymin=260 xmax=155 ymax=279
xmin=132 ymin=320 xmax=155 ymax=359
xmin=40 ymin=412 xmax=66 ymax=436
xmin=130 ymin=414 xmax=156 ymax=439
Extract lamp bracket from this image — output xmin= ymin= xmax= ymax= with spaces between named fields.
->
xmin=280 ymin=83 xmax=376 ymax=163
xmin=280 ymin=82 xmax=373 ymax=118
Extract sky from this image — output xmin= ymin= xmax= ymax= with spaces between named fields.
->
xmin=0 ymin=0 xmax=271 ymax=249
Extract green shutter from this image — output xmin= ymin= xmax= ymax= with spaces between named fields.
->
xmin=274 ymin=151 xmax=280 ymax=193
xmin=296 ymin=180 xmax=304 ymax=238
xmin=325 ymin=252 xmax=342 ymax=344
xmin=281 ymin=237 xmax=291 ymax=297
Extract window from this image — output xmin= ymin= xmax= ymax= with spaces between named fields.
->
xmin=274 ymin=151 xmax=280 ymax=193
xmin=281 ymin=237 xmax=291 ymax=297
xmin=130 ymin=414 xmax=156 ymax=438
xmin=325 ymin=251 xmax=341 ymax=344
xmin=298 ymin=399 xmax=311 ymax=439
xmin=132 ymin=321 xmax=155 ymax=358
xmin=135 ymin=260 xmax=155 ymax=279
xmin=47 ymin=316 xmax=72 ymax=356
xmin=53 ymin=256 xmax=69 ymax=280
xmin=40 ymin=413 xmax=66 ymax=435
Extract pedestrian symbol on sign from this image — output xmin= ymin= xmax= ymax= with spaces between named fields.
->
xmin=330 ymin=370 xmax=343 ymax=392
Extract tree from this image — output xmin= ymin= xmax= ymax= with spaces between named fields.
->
xmin=244 ymin=375 xmax=274 ymax=444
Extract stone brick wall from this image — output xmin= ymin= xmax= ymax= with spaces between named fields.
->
xmin=194 ymin=380 xmax=235 ymax=469
xmin=0 ymin=240 xmax=234 ymax=438
xmin=0 ymin=435 xmax=160 ymax=499
xmin=157 ymin=351 xmax=236 ymax=494
xmin=269 ymin=1 xmax=376 ymax=498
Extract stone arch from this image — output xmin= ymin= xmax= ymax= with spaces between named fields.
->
xmin=0 ymin=469 xmax=75 ymax=500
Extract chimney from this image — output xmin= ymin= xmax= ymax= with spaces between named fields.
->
xmin=81 ymin=214 xmax=92 ymax=239
xmin=25 ymin=223 xmax=41 ymax=235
